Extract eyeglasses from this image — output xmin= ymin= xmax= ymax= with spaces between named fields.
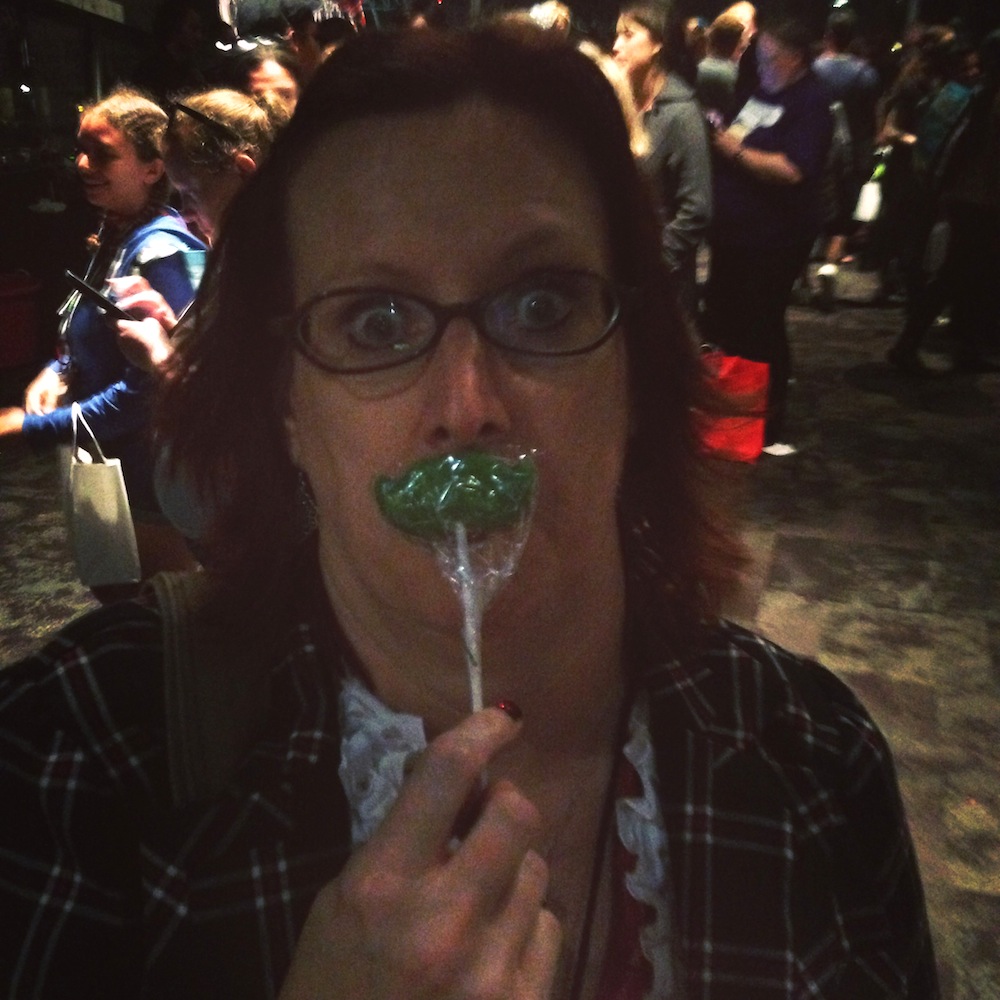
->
xmin=277 ymin=270 xmax=624 ymax=375
xmin=167 ymin=101 xmax=242 ymax=144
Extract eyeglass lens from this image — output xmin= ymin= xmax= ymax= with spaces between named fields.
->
xmin=298 ymin=271 xmax=618 ymax=374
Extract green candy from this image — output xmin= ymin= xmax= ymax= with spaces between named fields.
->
xmin=375 ymin=451 xmax=536 ymax=542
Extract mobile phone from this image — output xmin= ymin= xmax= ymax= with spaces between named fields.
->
xmin=64 ymin=270 xmax=135 ymax=321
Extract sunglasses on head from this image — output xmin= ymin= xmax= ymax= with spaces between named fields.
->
xmin=167 ymin=101 xmax=242 ymax=144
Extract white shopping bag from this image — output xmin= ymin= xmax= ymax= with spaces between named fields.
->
xmin=60 ymin=402 xmax=141 ymax=587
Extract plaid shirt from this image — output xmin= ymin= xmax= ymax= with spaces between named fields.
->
xmin=0 ymin=595 xmax=937 ymax=999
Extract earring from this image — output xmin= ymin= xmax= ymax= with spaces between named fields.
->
xmin=296 ymin=468 xmax=317 ymax=536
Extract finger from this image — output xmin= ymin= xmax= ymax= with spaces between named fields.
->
xmin=116 ymin=292 xmax=175 ymax=327
xmin=486 ymin=848 xmax=550 ymax=968
xmin=105 ymin=275 xmax=150 ymax=296
xmin=518 ymin=908 xmax=562 ymax=1000
xmin=372 ymin=706 xmax=522 ymax=868
xmin=450 ymin=779 xmax=540 ymax=913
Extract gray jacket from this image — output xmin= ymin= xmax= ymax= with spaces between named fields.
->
xmin=641 ymin=74 xmax=713 ymax=274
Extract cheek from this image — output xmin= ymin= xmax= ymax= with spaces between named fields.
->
xmin=285 ymin=368 xmax=397 ymax=536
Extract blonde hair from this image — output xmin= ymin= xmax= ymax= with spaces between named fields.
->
xmin=167 ymin=88 xmax=291 ymax=171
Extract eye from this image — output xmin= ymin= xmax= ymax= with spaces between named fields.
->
xmin=306 ymin=292 xmax=434 ymax=363
xmin=344 ymin=297 xmax=416 ymax=350
xmin=486 ymin=276 xmax=581 ymax=349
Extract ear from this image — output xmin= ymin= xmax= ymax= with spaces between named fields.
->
xmin=143 ymin=156 xmax=166 ymax=189
xmin=232 ymin=152 xmax=258 ymax=178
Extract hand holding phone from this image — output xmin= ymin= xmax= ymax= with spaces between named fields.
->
xmin=64 ymin=270 xmax=135 ymax=322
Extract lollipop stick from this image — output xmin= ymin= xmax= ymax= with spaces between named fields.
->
xmin=455 ymin=522 xmax=484 ymax=713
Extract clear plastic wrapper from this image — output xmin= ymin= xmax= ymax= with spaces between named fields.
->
xmin=375 ymin=449 xmax=537 ymax=711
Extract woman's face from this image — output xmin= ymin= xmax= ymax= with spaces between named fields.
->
xmin=756 ymin=31 xmax=805 ymax=94
xmin=282 ymin=97 xmax=631 ymax=633
xmin=248 ymin=59 xmax=299 ymax=112
xmin=166 ymin=152 xmax=245 ymax=244
xmin=613 ymin=16 xmax=662 ymax=80
xmin=75 ymin=112 xmax=164 ymax=218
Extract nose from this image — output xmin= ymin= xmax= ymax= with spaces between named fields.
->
xmin=76 ymin=151 xmax=90 ymax=174
xmin=422 ymin=318 xmax=512 ymax=451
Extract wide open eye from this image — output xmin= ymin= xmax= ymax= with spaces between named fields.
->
xmin=303 ymin=291 xmax=434 ymax=369
xmin=485 ymin=274 xmax=591 ymax=352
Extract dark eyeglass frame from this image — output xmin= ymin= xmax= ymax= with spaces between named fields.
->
xmin=277 ymin=270 xmax=626 ymax=376
xmin=167 ymin=101 xmax=242 ymax=144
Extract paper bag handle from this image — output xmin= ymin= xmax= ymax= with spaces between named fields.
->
xmin=70 ymin=401 xmax=109 ymax=465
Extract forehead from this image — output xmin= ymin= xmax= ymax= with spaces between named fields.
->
xmin=284 ymin=97 xmax=611 ymax=298
xmin=617 ymin=16 xmax=649 ymax=35
xmin=250 ymin=60 xmax=296 ymax=89
xmin=78 ymin=113 xmax=121 ymax=144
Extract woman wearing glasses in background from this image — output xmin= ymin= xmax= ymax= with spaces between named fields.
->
xmin=0 ymin=87 xmax=205 ymax=595
xmin=0 ymin=26 xmax=937 ymax=1000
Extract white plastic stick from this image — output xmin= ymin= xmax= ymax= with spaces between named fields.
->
xmin=454 ymin=522 xmax=484 ymax=713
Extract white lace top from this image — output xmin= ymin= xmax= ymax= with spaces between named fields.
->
xmin=337 ymin=678 xmax=674 ymax=998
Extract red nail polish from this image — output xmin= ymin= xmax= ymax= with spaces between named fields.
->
xmin=496 ymin=699 xmax=523 ymax=721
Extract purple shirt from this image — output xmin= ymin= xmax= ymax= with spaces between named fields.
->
xmin=712 ymin=70 xmax=834 ymax=249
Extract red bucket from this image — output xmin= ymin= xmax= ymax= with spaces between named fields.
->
xmin=0 ymin=270 xmax=43 ymax=369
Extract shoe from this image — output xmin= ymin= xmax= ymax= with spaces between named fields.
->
xmin=761 ymin=442 xmax=798 ymax=457
xmin=814 ymin=264 xmax=838 ymax=312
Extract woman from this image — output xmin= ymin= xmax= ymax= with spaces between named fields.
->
xmin=613 ymin=3 xmax=711 ymax=317
xmin=0 ymin=27 xmax=937 ymax=999
xmin=110 ymin=87 xmax=290 ymax=370
xmin=238 ymin=43 xmax=303 ymax=113
xmin=703 ymin=13 xmax=834 ymax=455
xmin=0 ymin=87 xmax=206 ymax=587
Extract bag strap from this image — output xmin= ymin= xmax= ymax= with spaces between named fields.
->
xmin=70 ymin=402 xmax=109 ymax=464
xmin=145 ymin=571 xmax=273 ymax=809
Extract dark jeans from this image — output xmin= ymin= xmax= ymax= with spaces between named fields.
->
xmin=703 ymin=239 xmax=813 ymax=444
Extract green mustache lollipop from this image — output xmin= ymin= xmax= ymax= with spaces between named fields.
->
xmin=376 ymin=450 xmax=537 ymax=712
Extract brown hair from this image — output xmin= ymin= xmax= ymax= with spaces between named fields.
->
xmin=83 ymin=86 xmax=170 ymax=206
xmin=158 ymin=24 xmax=745 ymax=651
xmin=707 ymin=13 xmax=746 ymax=59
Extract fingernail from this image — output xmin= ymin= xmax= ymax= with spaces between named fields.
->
xmin=495 ymin=699 xmax=523 ymax=721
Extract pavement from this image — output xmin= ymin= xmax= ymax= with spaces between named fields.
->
xmin=1 ymin=260 xmax=998 ymax=996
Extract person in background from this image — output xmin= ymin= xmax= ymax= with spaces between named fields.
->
xmin=935 ymin=28 xmax=1000 ymax=372
xmin=614 ymin=3 xmax=711 ymax=317
xmin=238 ymin=43 xmax=303 ymax=113
xmin=107 ymin=88 xmax=291 ymax=550
xmin=0 ymin=88 xmax=206 ymax=594
xmin=885 ymin=31 xmax=979 ymax=373
xmin=868 ymin=24 xmax=956 ymax=308
xmin=704 ymin=12 xmax=833 ymax=456
xmin=696 ymin=12 xmax=746 ymax=122
xmin=110 ymin=87 xmax=291 ymax=371
xmin=684 ymin=16 xmax=708 ymax=66
xmin=810 ymin=9 xmax=882 ymax=309
xmin=0 ymin=25 xmax=937 ymax=1000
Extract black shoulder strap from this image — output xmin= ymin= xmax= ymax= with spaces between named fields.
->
xmin=146 ymin=571 xmax=273 ymax=809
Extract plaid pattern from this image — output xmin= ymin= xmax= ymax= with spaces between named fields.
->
xmin=0 ymin=600 xmax=937 ymax=998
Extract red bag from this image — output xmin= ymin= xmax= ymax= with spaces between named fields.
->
xmin=696 ymin=350 xmax=769 ymax=463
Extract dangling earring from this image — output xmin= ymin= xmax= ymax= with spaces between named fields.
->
xmin=296 ymin=468 xmax=317 ymax=536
